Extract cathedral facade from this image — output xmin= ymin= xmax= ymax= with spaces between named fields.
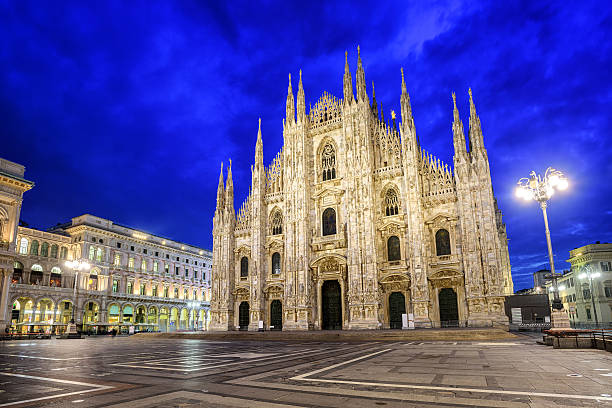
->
xmin=210 ymin=48 xmax=513 ymax=331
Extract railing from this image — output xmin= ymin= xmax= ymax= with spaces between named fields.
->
xmin=544 ymin=329 xmax=612 ymax=352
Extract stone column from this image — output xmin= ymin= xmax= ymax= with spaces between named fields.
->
xmin=0 ymin=270 xmax=11 ymax=331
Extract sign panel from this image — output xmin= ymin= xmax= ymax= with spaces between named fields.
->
xmin=511 ymin=308 xmax=522 ymax=324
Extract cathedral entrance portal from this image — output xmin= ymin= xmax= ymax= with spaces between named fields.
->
xmin=322 ymin=280 xmax=342 ymax=330
xmin=238 ymin=301 xmax=250 ymax=331
xmin=438 ymin=288 xmax=459 ymax=327
xmin=388 ymin=292 xmax=405 ymax=329
xmin=270 ymin=300 xmax=282 ymax=331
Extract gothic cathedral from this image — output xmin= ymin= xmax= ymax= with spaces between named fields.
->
xmin=210 ymin=48 xmax=513 ymax=331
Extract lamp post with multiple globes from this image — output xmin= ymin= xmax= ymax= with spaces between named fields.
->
xmin=515 ymin=167 xmax=568 ymax=313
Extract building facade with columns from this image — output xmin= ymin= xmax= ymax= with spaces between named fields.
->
xmin=10 ymin=214 xmax=212 ymax=334
xmin=0 ymin=158 xmax=34 ymax=332
xmin=210 ymin=48 xmax=513 ymax=331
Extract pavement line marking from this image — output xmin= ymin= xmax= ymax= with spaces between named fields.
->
xmin=290 ymin=348 xmax=612 ymax=402
xmin=292 ymin=349 xmax=392 ymax=379
xmin=0 ymin=372 xmax=113 ymax=407
xmin=111 ymin=348 xmax=321 ymax=372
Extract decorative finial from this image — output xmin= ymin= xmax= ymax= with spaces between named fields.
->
xmin=357 ymin=44 xmax=360 ymax=55
xmin=372 ymin=81 xmax=375 ymax=97
xmin=258 ymin=117 xmax=261 ymax=129
xmin=289 ymin=73 xmax=291 ymax=82
xmin=401 ymin=67 xmax=404 ymax=80
xmin=229 ymin=158 xmax=232 ymax=168
xmin=299 ymin=69 xmax=302 ymax=80
xmin=345 ymin=50 xmax=348 ymax=62
xmin=468 ymin=87 xmax=473 ymax=98
xmin=391 ymin=110 xmax=396 ymax=120
xmin=452 ymin=92 xmax=457 ymax=106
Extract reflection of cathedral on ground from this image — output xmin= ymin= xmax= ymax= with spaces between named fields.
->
xmin=210 ymin=47 xmax=513 ymax=331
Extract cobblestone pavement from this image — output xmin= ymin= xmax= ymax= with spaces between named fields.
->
xmin=0 ymin=334 xmax=611 ymax=407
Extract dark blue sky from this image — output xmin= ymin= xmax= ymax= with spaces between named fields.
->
xmin=1 ymin=1 xmax=610 ymax=290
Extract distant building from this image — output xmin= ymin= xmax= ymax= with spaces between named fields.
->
xmin=533 ymin=269 xmax=550 ymax=292
xmin=545 ymin=242 xmax=612 ymax=328
xmin=11 ymin=214 xmax=212 ymax=334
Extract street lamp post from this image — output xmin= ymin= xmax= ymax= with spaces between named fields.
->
xmin=578 ymin=265 xmax=601 ymax=328
xmin=516 ymin=167 xmax=568 ymax=312
xmin=65 ymin=259 xmax=91 ymax=297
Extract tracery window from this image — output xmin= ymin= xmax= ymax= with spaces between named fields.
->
xmin=387 ymin=236 xmax=401 ymax=261
xmin=18 ymin=238 xmax=28 ymax=255
xmin=321 ymin=143 xmax=337 ymax=181
xmin=41 ymin=242 xmax=49 ymax=257
xmin=271 ymin=252 xmax=281 ymax=275
xmin=435 ymin=229 xmax=451 ymax=256
xmin=270 ymin=211 xmax=283 ymax=235
xmin=322 ymin=208 xmax=337 ymax=236
xmin=240 ymin=257 xmax=249 ymax=277
xmin=384 ymin=189 xmax=400 ymax=216
xmin=30 ymin=240 xmax=39 ymax=256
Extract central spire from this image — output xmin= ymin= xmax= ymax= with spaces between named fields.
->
xmin=343 ymin=50 xmax=354 ymax=104
xmin=400 ymin=67 xmax=412 ymax=125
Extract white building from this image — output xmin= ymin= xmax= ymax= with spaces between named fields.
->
xmin=10 ymin=214 xmax=212 ymax=334
xmin=547 ymin=242 xmax=612 ymax=328
xmin=210 ymin=48 xmax=513 ymax=331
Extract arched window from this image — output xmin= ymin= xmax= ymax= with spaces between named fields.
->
xmin=387 ymin=236 xmax=401 ymax=261
xmin=30 ymin=240 xmax=39 ymax=256
xmin=50 ymin=244 xmax=58 ymax=258
xmin=31 ymin=264 xmax=43 ymax=271
xmin=322 ymin=208 xmax=337 ymax=236
xmin=88 ymin=246 xmax=95 ymax=260
xmin=96 ymin=248 xmax=103 ymax=262
xmin=435 ymin=229 xmax=451 ymax=256
xmin=271 ymin=252 xmax=281 ymax=274
xmin=41 ymin=242 xmax=49 ymax=257
xmin=240 ymin=257 xmax=249 ymax=277
xmin=270 ymin=211 xmax=283 ymax=235
xmin=321 ymin=143 xmax=337 ymax=181
xmin=141 ymin=259 xmax=147 ymax=271
xmin=19 ymin=238 xmax=28 ymax=255
xmin=384 ymin=188 xmax=400 ymax=216
xmin=60 ymin=247 xmax=68 ymax=259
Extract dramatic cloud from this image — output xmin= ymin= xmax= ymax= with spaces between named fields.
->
xmin=1 ymin=0 xmax=610 ymax=290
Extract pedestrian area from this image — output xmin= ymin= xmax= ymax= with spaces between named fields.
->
xmin=0 ymin=336 xmax=611 ymax=407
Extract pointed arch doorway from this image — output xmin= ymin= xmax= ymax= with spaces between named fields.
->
xmin=322 ymin=280 xmax=342 ymax=330
xmin=238 ymin=301 xmax=250 ymax=331
xmin=438 ymin=288 xmax=459 ymax=327
xmin=270 ymin=300 xmax=282 ymax=331
xmin=388 ymin=292 xmax=405 ymax=329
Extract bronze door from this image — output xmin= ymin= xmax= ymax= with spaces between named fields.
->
xmin=388 ymin=292 xmax=406 ymax=329
xmin=239 ymin=301 xmax=250 ymax=331
xmin=438 ymin=288 xmax=459 ymax=327
xmin=270 ymin=300 xmax=282 ymax=331
xmin=322 ymin=280 xmax=342 ymax=330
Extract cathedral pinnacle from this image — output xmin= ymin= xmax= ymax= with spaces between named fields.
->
xmin=356 ymin=45 xmax=367 ymax=102
xmin=225 ymin=158 xmax=234 ymax=213
xmin=216 ymin=161 xmax=225 ymax=208
xmin=371 ymin=80 xmax=378 ymax=118
xmin=343 ymin=50 xmax=354 ymax=104
xmin=297 ymin=69 xmax=305 ymax=121
xmin=255 ymin=118 xmax=263 ymax=164
xmin=400 ymin=67 xmax=412 ymax=126
xmin=452 ymin=92 xmax=467 ymax=156
xmin=467 ymin=88 xmax=484 ymax=152
xmin=286 ymin=73 xmax=295 ymax=125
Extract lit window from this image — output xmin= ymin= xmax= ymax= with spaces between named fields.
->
xmin=19 ymin=238 xmax=29 ymax=254
xmin=112 ymin=279 xmax=118 ymax=293
xmin=96 ymin=248 xmax=103 ymax=262
xmin=140 ymin=283 xmax=146 ymax=295
xmin=128 ymin=257 xmax=134 ymax=269
xmin=152 ymin=286 xmax=157 ymax=297
xmin=141 ymin=259 xmax=146 ymax=271
xmin=88 ymin=246 xmax=95 ymax=260
xmin=127 ymin=281 xmax=133 ymax=294
xmin=153 ymin=262 xmax=158 ymax=272
xmin=114 ymin=254 xmax=121 ymax=266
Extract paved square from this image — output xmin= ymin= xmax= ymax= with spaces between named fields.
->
xmin=0 ymin=335 xmax=611 ymax=407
